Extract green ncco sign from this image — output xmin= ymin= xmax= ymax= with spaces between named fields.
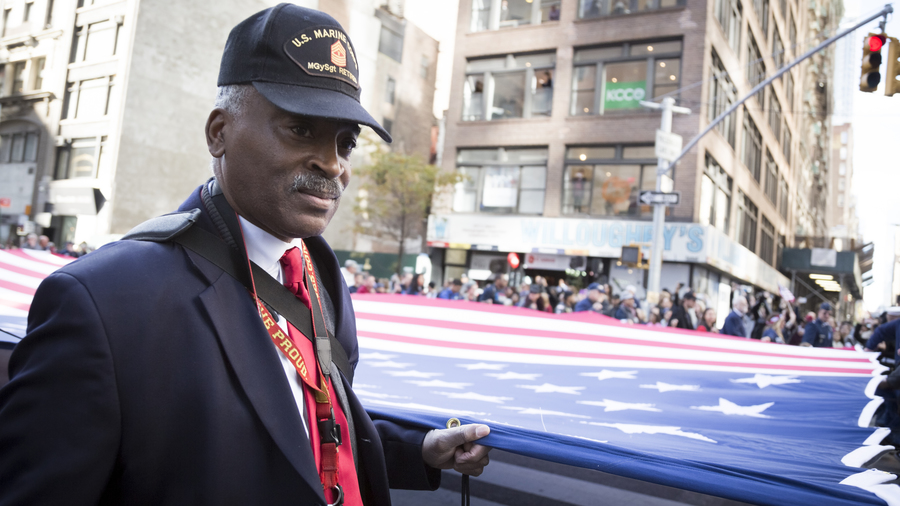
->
xmin=603 ymin=80 xmax=647 ymax=110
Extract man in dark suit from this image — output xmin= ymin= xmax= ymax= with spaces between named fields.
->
xmin=0 ymin=5 xmax=489 ymax=506
xmin=669 ymin=291 xmax=697 ymax=330
xmin=721 ymin=295 xmax=749 ymax=337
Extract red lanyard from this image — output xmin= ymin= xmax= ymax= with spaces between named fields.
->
xmin=244 ymin=237 xmax=344 ymax=503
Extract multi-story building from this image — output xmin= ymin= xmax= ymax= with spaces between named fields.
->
xmin=0 ymin=0 xmax=437 ymax=258
xmin=428 ymin=0 xmax=850 ymax=316
xmin=826 ymin=122 xmax=857 ymax=244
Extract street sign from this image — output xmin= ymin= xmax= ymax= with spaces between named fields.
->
xmin=0 ymin=198 xmax=10 ymax=208
xmin=655 ymin=129 xmax=683 ymax=162
xmin=639 ymin=191 xmax=680 ymax=206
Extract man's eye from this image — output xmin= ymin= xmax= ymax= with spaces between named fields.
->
xmin=291 ymin=126 xmax=313 ymax=137
xmin=341 ymin=139 xmax=357 ymax=152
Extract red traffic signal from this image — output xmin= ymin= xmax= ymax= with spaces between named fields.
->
xmin=868 ymin=34 xmax=886 ymax=52
xmin=507 ymin=252 xmax=520 ymax=269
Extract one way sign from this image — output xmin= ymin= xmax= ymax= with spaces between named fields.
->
xmin=639 ymin=191 xmax=680 ymax=206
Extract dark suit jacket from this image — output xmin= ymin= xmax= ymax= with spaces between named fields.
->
xmin=0 ymin=186 xmax=438 ymax=506
xmin=721 ymin=311 xmax=746 ymax=337
xmin=669 ymin=304 xmax=694 ymax=330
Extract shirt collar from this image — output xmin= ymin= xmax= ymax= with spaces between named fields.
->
xmin=238 ymin=216 xmax=303 ymax=278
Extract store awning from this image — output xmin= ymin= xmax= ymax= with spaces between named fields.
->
xmin=780 ymin=248 xmax=863 ymax=298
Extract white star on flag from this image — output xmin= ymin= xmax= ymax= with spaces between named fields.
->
xmin=578 ymin=399 xmax=662 ymax=412
xmin=433 ymin=391 xmax=513 ymax=404
xmin=384 ymin=370 xmax=443 ymax=378
xmin=517 ymin=383 xmax=585 ymax=395
xmin=457 ymin=362 xmax=507 ymax=370
xmin=585 ymin=422 xmax=717 ymax=443
xmin=367 ymin=360 xmax=413 ymax=368
xmin=486 ymin=372 xmax=542 ymax=380
xmin=359 ymin=352 xmax=397 ymax=360
xmin=640 ymin=382 xmax=701 ymax=393
xmin=730 ymin=374 xmax=802 ymax=389
xmin=580 ymin=370 xmax=638 ymax=381
xmin=692 ymin=398 xmax=774 ymax=418
xmin=406 ymin=379 xmax=472 ymax=389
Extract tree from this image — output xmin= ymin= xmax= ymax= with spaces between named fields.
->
xmin=353 ymin=148 xmax=462 ymax=275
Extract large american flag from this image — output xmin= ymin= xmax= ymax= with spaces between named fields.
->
xmin=351 ymin=294 xmax=897 ymax=506
xmin=3 ymin=254 xmax=896 ymax=505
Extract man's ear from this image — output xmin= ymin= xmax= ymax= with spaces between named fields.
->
xmin=206 ymin=108 xmax=227 ymax=158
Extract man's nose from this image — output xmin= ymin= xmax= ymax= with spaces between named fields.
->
xmin=309 ymin=143 xmax=344 ymax=179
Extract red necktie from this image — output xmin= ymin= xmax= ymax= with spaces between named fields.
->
xmin=277 ymin=245 xmax=363 ymax=506
xmin=279 ymin=247 xmax=311 ymax=309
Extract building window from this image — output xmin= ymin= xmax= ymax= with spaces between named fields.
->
xmin=32 ymin=57 xmax=45 ymax=90
xmin=773 ymin=31 xmax=784 ymax=69
xmin=453 ymin=147 xmax=547 ymax=214
xmin=62 ymin=76 xmax=116 ymax=120
xmin=0 ymin=131 xmax=39 ymax=163
xmin=464 ymin=52 xmax=555 ymax=121
xmin=764 ymin=150 xmax=777 ymax=203
xmin=385 ymin=76 xmax=395 ymax=104
xmin=578 ymin=0 xmax=683 ymax=19
xmin=2 ymin=8 xmax=11 ymax=37
xmin=839 ymin=146 xmax=847 ymax=160
xmin=735 ymin=191 xmax=758 ymax=251
xmin=759 ymin=216 xmax=775 ymax=265
xmin=378 ymin=25 xmax=403 ymax=62
xmin=839 ymin=162 xmax=846 ymax=175
xmin=784 ymin=70 xmax=794 ymax=110
xmin=11 ymin=61 xmax=26 ymax=94
xmin=699 ymin=153 xmax=732 ymax=234
xmin=841 ymin=131 xmax=848 ymax=144
xmin=754 ymin=0 xmax=768 ymax=36
xmin=472 ymin=0 xmax=560 ymax=32
xmin=768 ymin=91 xmax=781 ymax=142
xmin=45 ymin=0 xmax=54 ymax=28
xmin=562 ymin=145 xmax=663 ymax=217
xmin=788 ymin=12 xmax=796 ymax=48
xmin=571 ymin=40 xmax=681 ymax=116
xmin=838 ymin=178 xmax=845 ymax=191
xmin=71 ymin=20 xmax=121 ymax=63
xmin=715 ymin=0 xmax=742 ymax=53
xmin=23 ymin=0 xmax=33 ymax=22
xmin=837 ymin=194 xmax=844 ymax=207
xmin=782 ymin=126 xmax=791 ymax=164
xmin=746 ymin=34 xmax=765 ymax=103
xmin=54 ymin=136 xmax=109 ymax=180
xmin=778 ymin=176 xmax=788 ymax=219
xmin=420 ymin=55 xmax=429 ymax=79
xmin=709 ymin=51 xmax=737 ymax=147
xmin=741 ymin=110 xmax=762 ymax=182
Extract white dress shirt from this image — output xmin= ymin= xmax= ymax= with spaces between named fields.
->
xmin=239 ymin=216 xmax=310 ymax=437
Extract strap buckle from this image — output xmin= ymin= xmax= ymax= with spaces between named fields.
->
xmin=318 ymin=418 xmax=342 ymax=446
xmin=326 ymin=485 xmax=343 ymax=506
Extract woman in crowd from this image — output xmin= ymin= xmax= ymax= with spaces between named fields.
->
xmin=696 ymin=308 xmax=718 ymax=333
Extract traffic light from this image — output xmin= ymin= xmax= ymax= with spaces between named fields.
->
xmin=886 ymin=36 xmax=900 ymax=97
xmin=860 ymin=33 xmax=886 ymax=92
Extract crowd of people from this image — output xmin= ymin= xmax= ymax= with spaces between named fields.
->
xmin=2 ymin=233 xmax=90 ymax=258
xmin=344 ymin=260 xmax=874 ymax=349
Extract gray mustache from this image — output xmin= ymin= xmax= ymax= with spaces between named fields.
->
xmin=290 ymin=173 xmax=344 ymax=199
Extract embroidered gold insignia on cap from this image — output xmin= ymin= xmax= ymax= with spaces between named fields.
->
xmin=330 ymin=41 xmax=347 ymax=68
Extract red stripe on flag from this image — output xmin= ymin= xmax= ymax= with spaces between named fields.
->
xmin=0 ymin=297 xmax=30 ymax=312
xmin=0 ymin=260 xmax=50 ymax=279
xmin=355 ymin=312 xmax=871 ymax=364
xmin=0 ymin=279 xmax=36 ymax=296
xmin=358 ymin=330 xmax=874 ymax=375
xmin=6 ymin=249 xmax=70 ymax=267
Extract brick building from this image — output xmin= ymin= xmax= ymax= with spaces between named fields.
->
xmin=427 ymin=0 xmax=844 ymax=318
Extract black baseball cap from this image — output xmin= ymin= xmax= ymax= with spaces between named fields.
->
xmin=218 ymin=4 xmax=391 ymax=143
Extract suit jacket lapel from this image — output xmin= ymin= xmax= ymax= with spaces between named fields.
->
xmin=196 ymin=264 xmax=325 ymax=503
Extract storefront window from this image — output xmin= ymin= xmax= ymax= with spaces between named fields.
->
xmin=562 ymin=145 xmax=662 ymax=217
xmin=570 ymin=40 xmax=681 ymax=116
xmin=453 ymin=147 xmax=548 ymax=215
xmin=464 ymin=53 xmax=555 ymax=121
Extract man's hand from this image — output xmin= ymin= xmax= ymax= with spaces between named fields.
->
xmin=422 ymin=424 xmax=491 ymax=476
